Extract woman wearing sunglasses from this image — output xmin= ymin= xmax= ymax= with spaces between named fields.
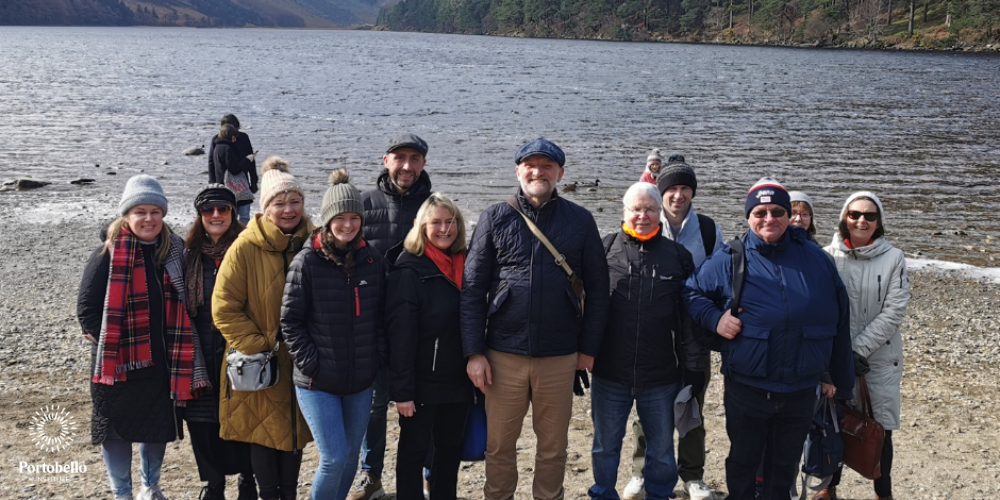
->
xmin=182 ymin=185 xmax=257 ymax=500
xmin=818 ymin=192 xmax=910 ymax=500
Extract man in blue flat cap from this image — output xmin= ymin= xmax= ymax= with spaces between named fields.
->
xmin=461 ymin=138 xmax=611 ymax=500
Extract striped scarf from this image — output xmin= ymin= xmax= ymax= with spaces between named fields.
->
xmin=92 ymin=226 xmax=210 ymax=401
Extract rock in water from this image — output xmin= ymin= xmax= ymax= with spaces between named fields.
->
xmin=184 ymin=145 xmax=205 ymax=156
xmin=14 ymin=179 xmax=51 ymax=190
xmin=70 ymin=178 xmax=96 ymax=185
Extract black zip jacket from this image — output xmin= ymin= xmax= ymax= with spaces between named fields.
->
xmin=592 ymin=227 xmax=702 ymax=388
xmin=361 ymin=171 xmax=432 ymax=256
xmin=281 ymin=234 xmax=388 ymax=395
xmin=386 ymin=250 xmax=473 ymax=405
xmin=208 ymin=131 xmax=257 ymax=192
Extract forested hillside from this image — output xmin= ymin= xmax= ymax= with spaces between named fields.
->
xmin=376 ymin=0 xmax=1000 ymax=49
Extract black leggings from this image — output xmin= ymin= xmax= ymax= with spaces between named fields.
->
xmin=250 ymin=444 xmax=302 ymax=499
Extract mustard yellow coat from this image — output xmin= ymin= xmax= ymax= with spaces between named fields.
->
xmin=213 ymin=213 xmax=314 ymax=451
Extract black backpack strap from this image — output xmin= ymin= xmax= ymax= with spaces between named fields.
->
xmin=729 ymin=237 xmax=746 ymax=318
xmin=697 ymin=214 xmax=716 ymax=257
xmin=602 ymin=232 xmax=618 ymax=257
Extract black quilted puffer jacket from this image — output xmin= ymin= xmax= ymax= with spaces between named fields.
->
xmin=360 ymin=171 xmax=432 ymax=256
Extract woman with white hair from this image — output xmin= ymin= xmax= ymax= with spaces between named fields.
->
xmin=588 ymin=182 xmax=703 ymax=500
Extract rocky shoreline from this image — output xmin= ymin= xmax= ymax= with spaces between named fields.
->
xmin=2 ymin=212 xmax=998 ymax=499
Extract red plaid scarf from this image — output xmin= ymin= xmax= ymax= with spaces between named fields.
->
xmin=93 ymin=226 xmax=204 ymax=401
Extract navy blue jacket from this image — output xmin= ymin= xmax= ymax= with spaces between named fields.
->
xmin=683 ymin=226 xmax=855 ymax=397
xmin=461 ymin=190 xmax=610 ymax=358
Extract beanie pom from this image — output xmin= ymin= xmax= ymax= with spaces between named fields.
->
xmin=328 ymin=168 xmax=350 ymax=186
xmin=261 ymin=156 xmax=290 ymax=175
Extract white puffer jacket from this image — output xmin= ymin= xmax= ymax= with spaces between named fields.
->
xmin=825 ymin=235 xmax=910 ymax=429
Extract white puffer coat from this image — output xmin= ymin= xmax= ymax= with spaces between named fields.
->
xmin=825 ymin=235 xmax=910 ymax=429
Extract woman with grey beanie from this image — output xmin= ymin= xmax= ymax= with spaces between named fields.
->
xmin=281 ymin=168 xmax=388 ymax=500
xmin=77 ymin=174 xmax=210 ymax=500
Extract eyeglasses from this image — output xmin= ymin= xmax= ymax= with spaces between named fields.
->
xmin=199 ymin=204 xmax=232 ymax=215
xmin=750 ymin=208 xmax=787 ymax=219
xmin=846 ymin=211 xmax=879 ymax=222
xmin=791 ymin=212 xmax=811 ymax=220
xmin=627 ymin=207 xmax=658 ymax=217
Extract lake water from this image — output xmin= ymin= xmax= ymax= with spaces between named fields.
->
xmin=1 ymin=27 xmax=998 ymax=265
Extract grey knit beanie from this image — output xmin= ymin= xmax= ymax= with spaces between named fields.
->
xmin=321 ymin=168 xmax=364 ymax=227
xmin=119 ymin=174 xmax=168 ymax=215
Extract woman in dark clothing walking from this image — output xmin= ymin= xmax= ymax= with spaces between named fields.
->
xmin=386 ymin=193 xmax=473 ymax=500
xmin=182 ymin=184 xmax=256 ymax=500
xmin=77 ymin=175 xmax=210 ymax=500
xmin=212 ymin=123 xmax=256 ymax=225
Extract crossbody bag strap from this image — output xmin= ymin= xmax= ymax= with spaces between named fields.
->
xmin=859 ymin=375 xmax=876 ymax=420
xmin=506 ymin=198 xmax=576 ymax=280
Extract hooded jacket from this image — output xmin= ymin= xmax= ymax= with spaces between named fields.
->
xmin=593 ymin=227 xmax=702 ymax=388
xmin=281 ymin=232 xmax=387 ymax=396
xmin=461 ymin=189 xmax=611 ymax=358
xmin=361 ymin=171 xmax=432 ymax=256
xmin=212 ymin=213 xmax=314 ymax=452
xmin=825 ymin=235 xmax=909 ymax=429
xmin=684 ymin=226 xmax=855 ymax=397
xmin=386 ymin=250 xmax=473 ymax=405
xmin=209 ymin=131 xmax=257 ymax=193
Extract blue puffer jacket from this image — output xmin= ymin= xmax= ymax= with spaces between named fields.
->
xmin=461 ymin=190 xmax=610 ymax=358
xmin=683 ymin=226 xmax=855 ymax=397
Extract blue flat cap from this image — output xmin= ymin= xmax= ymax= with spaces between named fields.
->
xmin=514 ymin=138 xmax=565 ymax=168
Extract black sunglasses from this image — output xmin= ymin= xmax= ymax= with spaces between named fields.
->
xmin=750 ymin=208 xmax=787 ymax=219
xmin=200 ymin=204 xmax=232 ymax=214
xmin=846 ymin=211 xmax=879 ymax=222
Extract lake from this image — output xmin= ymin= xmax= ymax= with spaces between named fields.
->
xmin=0 ymin=27 xmax=997 ymax=265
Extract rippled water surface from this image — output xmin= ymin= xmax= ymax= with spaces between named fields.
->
xmin=1 ymin=27 xmax=998 ymax=264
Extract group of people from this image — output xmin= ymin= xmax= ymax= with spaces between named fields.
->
xmin=77 ymin=117 xmax=909 ymax=500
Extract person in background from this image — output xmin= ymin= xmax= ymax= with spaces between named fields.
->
xmin=819 ymin=192 xmax=910 ymax=500
xmin=462 ymin=138 xmax=610 ymax=500
xmin=211 ymin=124 xmax=255 ymax=225
xmin=213 ymin=157 xmax=314 ymax=500
xmin=624 ymin=160 xmax=724 ymax=500
xmin=352 ymin=133 xmax=434 ymax=500
xmin=789 ymin=191 xmax=819 ymax=243
xmin=589 ymin=182 xmax=700 ymax=500
xmin=282 ymin=168 xmax=387 ymax=500
xmin=182 ymin=184 xmax=256 ymax=500
xmin=208 ymin=114 xmax=258 ymax=224
xmin=387 ymin=193 xmax=472 ymax=500
xmin=77 ymin=174 xmax=210 ymax=500
xmin=639 ymin=149 xmax=662 ymax=184
xmin=684 ymin=178 xmax=855 ymax=500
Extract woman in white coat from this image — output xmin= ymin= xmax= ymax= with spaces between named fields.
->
xmin=822 ymin=191 xmax=910 ymax=500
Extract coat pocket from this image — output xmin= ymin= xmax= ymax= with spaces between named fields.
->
xmin=487 ymin=282 xmax=510 ymax=317
xmin=797 ymin=325 xmax=837 ymax=378
xmin=728 ymin=325 xmax=769 ymax=378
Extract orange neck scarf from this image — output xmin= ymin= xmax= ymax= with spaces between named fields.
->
xmin=622 ymin=222 xmax=661 ymax=242
xmin=424 ymin=244 xmax=465 ymax=289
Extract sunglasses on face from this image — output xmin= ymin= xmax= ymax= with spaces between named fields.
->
xmin=750 ymin=208 xmax=787 ymax=219
xmin=199 ymin=204 xmax=232 ymax=214
xmin=846 ymin=211 xmax=879 ymax=222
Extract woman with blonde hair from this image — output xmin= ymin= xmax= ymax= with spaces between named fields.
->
xmin=213 ymin=157 xmax=314 ymax=500
xmin=386 ymin=193 xmax=472 ymax=500
xmin=77 ymin=174 xmax=209 ymax=500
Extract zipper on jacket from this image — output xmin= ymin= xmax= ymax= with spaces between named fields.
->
xmin=633 ymin=245 xmax=642 ymax=388
xmin=775 ymin=261 xmax=791 ymax=382
xmin=354 ymin=286 xmax=361 ymax=317
xmin=432 ymin=338 xmax=439 ymax=371
xmin=347 ymin=273 xmax=356 ymax=390
xmin=877 ymin=274 xmax=882 ymax=303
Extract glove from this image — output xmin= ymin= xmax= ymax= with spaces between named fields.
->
xmin=246 ymin=153 xmax=255 ymax=163
xmin=853 ymin=351 xmax=871 ymax=376
xmin=683 ymin=369 xmax=706 ymax=397
xmin=573 ymin=369 xmax=590 ymax=396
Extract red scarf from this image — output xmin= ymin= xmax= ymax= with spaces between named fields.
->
xmin=622 ymin=222 xmax=661 ymax=242
xmin=425 ymin=244 xmax=465 ymax=289
xmin=94 ymin=226 xmax=202 ymax=401
xmin=843 ymin=238 xmax=873 ymax=250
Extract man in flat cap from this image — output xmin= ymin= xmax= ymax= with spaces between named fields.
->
xmin=462 ymin=138 xmax=610 ymax=500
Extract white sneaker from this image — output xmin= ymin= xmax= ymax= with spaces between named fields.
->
xmin=685 ymin=479 xmax=713 ymax=500
xmin=623 ymin=476 xmax=646 ymax=500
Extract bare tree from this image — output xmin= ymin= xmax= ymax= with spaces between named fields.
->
xmin=851 ymin=0 xmax=888 ymax=41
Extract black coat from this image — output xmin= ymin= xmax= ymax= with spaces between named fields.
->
xmin=386 ymin=250 xmax=473 ymax=405
xmin=208 ymin=131 xmax=257 ymax=192
xmin=361 ymin=171 xmax=432 ymax=256
xmin=592 ymin=228 xmax=702 ymax=388
xmin=183 ymin=253 xmax=227 ymax=423
xmin=281 ymin=234 xmax=388 ymax=395
xmin=461 ymin=190 xmax=611 ymax=358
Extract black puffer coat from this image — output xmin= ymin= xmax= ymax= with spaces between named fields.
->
xmin=182 ymin=253 xmax=226 ymax=423
xmin=361 ymin=171 xmax=432 ymax=256
xmin=208 ymin=131 xmax=257 ymax=192
xmin=592 ymin=228 xmax=703 ymax=388
xmin=281 ymin=233 xmax=388 ymax=395
xmin=461 ymin=190 xmax=611 ymax=358
xmin=386 ymin=250 xmax=473 ymax=405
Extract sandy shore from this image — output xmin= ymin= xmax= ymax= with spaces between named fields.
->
xmin=1 ymin=210 xmax=998 ymax=500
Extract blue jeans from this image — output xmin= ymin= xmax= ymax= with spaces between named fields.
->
xmin=297 ymin=385 xmax=374 ymax=500
xmin=236 ymin=203 xmax=251 ymax=225
xmin=360 ymin=367 xmax=389 ymax=478
xmin=589 ymin=376 xmax=681 ymax=500
xmin=101 ymin=440 xmax=167 ymax=497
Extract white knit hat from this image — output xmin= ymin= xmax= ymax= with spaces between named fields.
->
xmin=119 ymin=174 xmax=168 ymax=215
xmin=258 ymin=156 xmax=303 ymax=210
xmin=838 ymin=191 xmax=886 ymax=226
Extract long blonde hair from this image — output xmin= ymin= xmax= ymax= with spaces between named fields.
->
xmin=101 ymin=215 xmax=174 ymax=265
xmin=403 ymin=193 xmax=467 ymax=256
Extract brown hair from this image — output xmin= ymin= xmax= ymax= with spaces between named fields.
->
xmin=184 ymin=210 xmax=244 ymax=270
xmin=791 ymin=200 xmax=817 ymax=236
xmin=837 ymin=196 xmax=885 ymax=242
xmin=101 ymin=215 xmax=174 ymax=265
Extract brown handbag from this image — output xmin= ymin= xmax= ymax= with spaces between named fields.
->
xmin=839 ymin=376 xmax=885 ymax=480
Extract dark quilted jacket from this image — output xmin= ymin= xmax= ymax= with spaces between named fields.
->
xmin=281 ymin=233 xmax=388 ymax=395
xmin=461 ymin=190 xmax=611 ymax=358
xmin=361 ymin=171 xmax=432 ymax=256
